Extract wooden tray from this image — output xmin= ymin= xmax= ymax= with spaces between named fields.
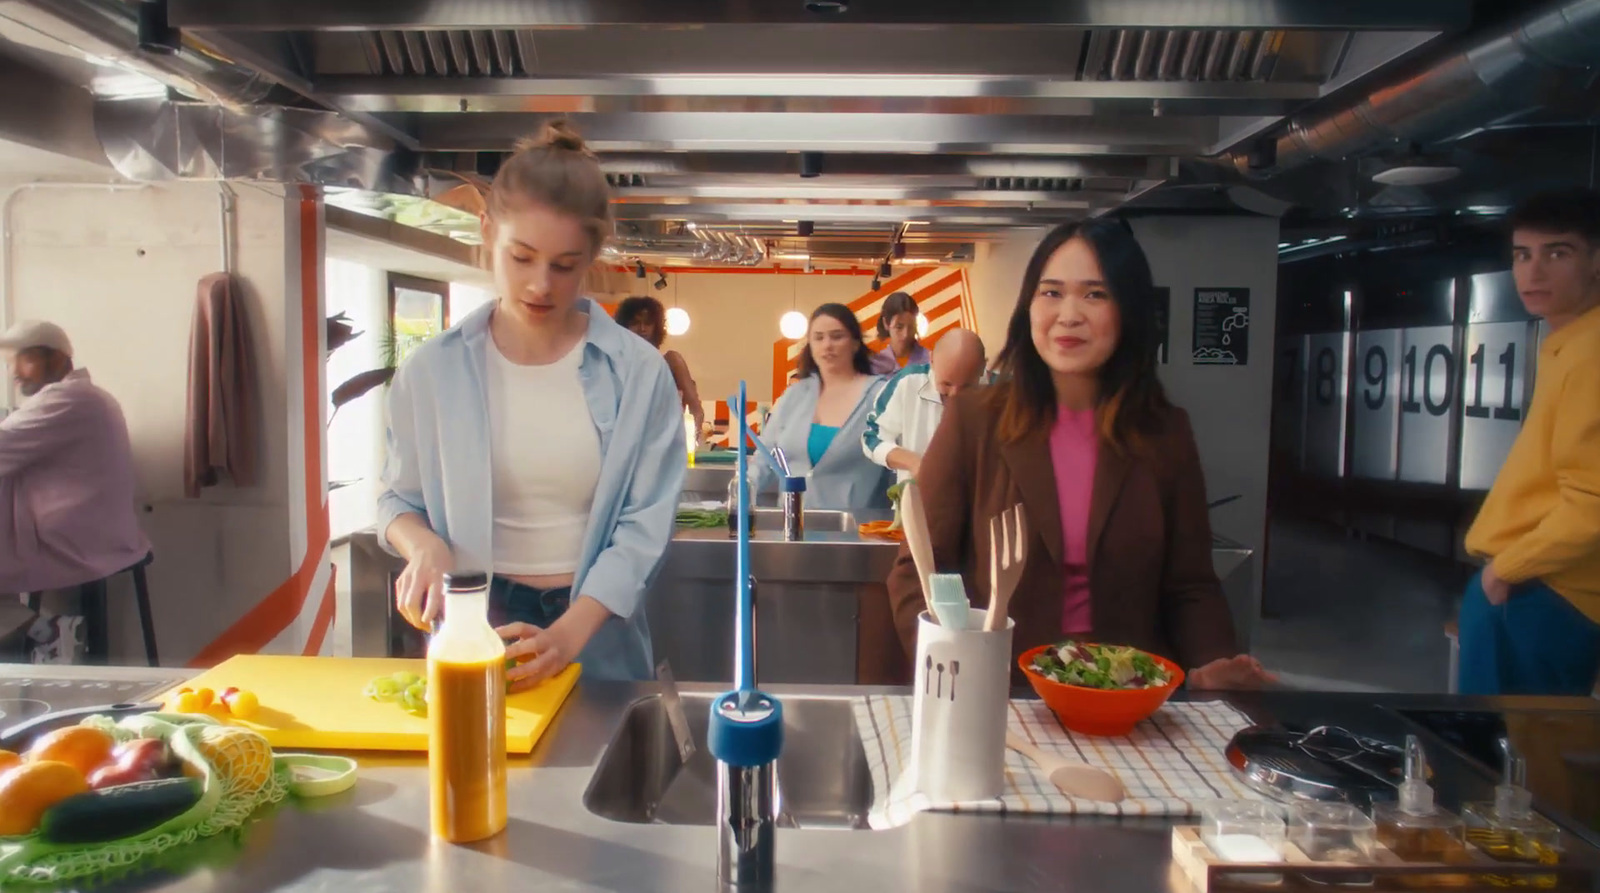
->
xmin=1171 ymin=826 xmax=1587 ymax=892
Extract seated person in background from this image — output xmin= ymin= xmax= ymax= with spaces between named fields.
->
xmin=862 ymin=327 xmax=985 ymax=482
xmin=885 ymin=220 xmax=1274 ymax=689
xmin=0 ymin=320 xmax=150 ymax=596
xmin=1459 ymin=189 xmax=1600 ymax=696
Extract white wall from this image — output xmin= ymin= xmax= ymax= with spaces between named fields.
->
xmin=6 ymin=181 xmax=308 ymax=665
xmin=324 ymin=258 xmax=386 ymax=541
xmin=966 ymin=216 xmax=1280 ymax=646
xmin=1135 ymin=216 xmax=1280 ymax=634
xmin=968 ymin=228 xmax=1048 ymax=360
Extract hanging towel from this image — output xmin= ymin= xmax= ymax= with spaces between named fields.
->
xmin=184 ymin=272 xmax=258 ymax=498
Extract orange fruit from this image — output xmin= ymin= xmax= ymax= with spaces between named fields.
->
xmin=26 ymin=726 xmax=115 ymax=776
xmin=0 ymin=750 xmax=20 ymax=772
xmin=0 ymin=760 xmax=89 ymax=836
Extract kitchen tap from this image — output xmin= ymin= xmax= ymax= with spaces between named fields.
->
xmin=710 ymin=381 xmax=783 ymax=888
xmin=749 ymin=436 xmax=806 ymax=542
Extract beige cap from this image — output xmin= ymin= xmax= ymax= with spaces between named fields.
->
xmin=0 ymin=320 xmax=73 ymax=357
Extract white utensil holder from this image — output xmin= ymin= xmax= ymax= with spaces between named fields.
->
xmin=908 ymin=609 xmax=1014 ymax=802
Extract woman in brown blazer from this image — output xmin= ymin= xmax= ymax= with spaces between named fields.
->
xmin=887 ymin=219 xmax=1273 ymax=690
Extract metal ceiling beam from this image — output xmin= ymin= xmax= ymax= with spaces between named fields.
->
xmin=167 ymin=0 xmax=1472 ymax=31
xmin=320 ymin=75 xmax=1319 ymax=116
xmin=606 ymin=185 xmax=1135 ymax=204
xmin=610 ymin=203 xmax=1102 ymax=225
xmin=412 ymin=112 xmax=1219 ymax=154
xmin=433 ymin=152 xmax=1177 ymax=181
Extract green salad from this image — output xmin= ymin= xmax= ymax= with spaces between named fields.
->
xmin=1030 ymin=641 xmax=1172 ymax=690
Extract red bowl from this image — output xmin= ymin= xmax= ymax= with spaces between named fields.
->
xmin=1018 ymin=644 xmax=1185 ymax=737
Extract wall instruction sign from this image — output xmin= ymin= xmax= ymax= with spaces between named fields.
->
xmin=1192 ymin=287 xmax=1251 ymax=365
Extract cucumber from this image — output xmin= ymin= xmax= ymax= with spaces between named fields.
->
xmin=38 ymin=777 xmax=204 ymax=845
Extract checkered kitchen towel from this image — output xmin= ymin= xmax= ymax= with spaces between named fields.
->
xmin=853 ymin=695 xmax=1264 ymax=829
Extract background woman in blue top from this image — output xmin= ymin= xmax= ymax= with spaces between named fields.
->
xmin=378 ymin=121 xmax=685 ymax=688
xmin=753 ymin=304 xmax=893 ymax=511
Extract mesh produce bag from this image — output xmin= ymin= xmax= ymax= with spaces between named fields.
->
xmin=0 ymin=713 xmax=294 ymax=886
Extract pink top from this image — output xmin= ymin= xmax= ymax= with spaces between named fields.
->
xmin=0 ymin=370 xmax=150 ymax=593
xmin=1049 ymin=407 xmax=1098 ymax=635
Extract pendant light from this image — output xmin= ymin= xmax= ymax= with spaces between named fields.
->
xmin=779 ymin=272 xmax=807 ymax=340
xmin=664 ymin=274 xmax=690 ymax=336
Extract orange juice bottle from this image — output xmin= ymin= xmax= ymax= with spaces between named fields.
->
xmin=427 ymin=571 xmax=508 ymax=843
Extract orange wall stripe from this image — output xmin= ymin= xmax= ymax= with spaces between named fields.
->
xmin=303 ymin=575 xmax=338 ymax=657
xmin=772 ymin=341 xmax=789 ymax=402
xmin=845 ymin=269 xmax=926 ymax=313
xmin=190 ymin=186 xmax=330 ymax=667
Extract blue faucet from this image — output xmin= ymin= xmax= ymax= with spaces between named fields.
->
xmin=708 ymin=381 xmax=783 ymax=887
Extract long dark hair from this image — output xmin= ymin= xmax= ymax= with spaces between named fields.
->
xmin=613 ymin=295 xmax=665 ymax=347
xmin=994 ymin=219 xmax=1170 ymax=453
xmin=795 ymin=303 xmax=874 ymax=379
xmin=876 ymin=291 xmax=918 ymax=340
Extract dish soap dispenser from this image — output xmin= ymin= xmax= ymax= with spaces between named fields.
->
xmin=1373 ymin=735 xmax=1467 ymax=865
xmin=1463 ymin=739 xmax=1561 ymax=871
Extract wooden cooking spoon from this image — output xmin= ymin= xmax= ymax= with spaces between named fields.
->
xmin=1005 ymin=731 xmax=1126 ymax=803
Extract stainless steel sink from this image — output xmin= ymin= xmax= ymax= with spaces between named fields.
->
xmin=583 ymin=694 xmax=874 ymax=831
xmin=750 ymin=508 xmax=854 ymax=533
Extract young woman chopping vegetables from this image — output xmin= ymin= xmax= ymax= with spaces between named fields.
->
xmin=885 ymin=219 xmax=1275 ymax=690
xmin=378 ymin=121 xmax=686 ymax=687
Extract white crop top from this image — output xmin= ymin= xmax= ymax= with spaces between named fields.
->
xmin=486 ymin=336 xmax=601 ymax=576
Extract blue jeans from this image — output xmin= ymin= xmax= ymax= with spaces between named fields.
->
xmin=1457 ymin=571 xmax=1600 ymax=696
xmin=488 ymin=579 xmax=571 ymax=630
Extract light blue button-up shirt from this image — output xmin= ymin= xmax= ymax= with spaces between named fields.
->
xmin=751 ymin=374 xmax=893 ymax=512
xmin=377 ymin=299 xmax=686 ymax=680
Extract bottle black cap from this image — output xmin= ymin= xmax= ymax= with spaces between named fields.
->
xmin=442 ymin=571 xmax=490 ymax=591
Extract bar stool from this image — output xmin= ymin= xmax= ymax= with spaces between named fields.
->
xmin=25 ymin=552 xmax=159 ymax=667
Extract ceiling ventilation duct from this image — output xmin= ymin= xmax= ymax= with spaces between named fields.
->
xmin=12 ymin=0 xmax=412 ymax=190
xmin=1227 ymin=0 xmax=1600 ymax=176
xmin=600 ymin=223 xmax=765 ymax=267
xmin=7 ymin=0 xmax=273 ymax=108
xmin=94 ymin=97 xmax=412 ymax=191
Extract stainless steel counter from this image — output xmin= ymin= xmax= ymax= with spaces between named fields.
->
xmin=348 ymin=516 xmax=1255 ymax=684
xmin=6 ymin=662 xmax=1598 ymax=893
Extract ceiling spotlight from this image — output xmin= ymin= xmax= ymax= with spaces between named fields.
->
xmin=878 ymin=261 xmax=892 ymax=278
xmin=635 ymin=261 xmax=646 ymax=279
xmin=1247 ymin=136 xmax=1278 ymax=171
xmin=804 ymin=0 xmax=850 ymax=14
xmin=799 ymin=152 xmax=824 ymax=179
xmin=893 ymin=243 xmax=907 ymax=259
xmin=654 ymin=271 xmax=668 ymax=290
xmin=797 ymin=220 xmax=815 ymax=237
xmin=136 ymin=0 xmax=181 ymax=55
xmin=871 ymin=278 xmax=881 ymax=292
xmin=665 ymin=307 xmax=691 ymax=337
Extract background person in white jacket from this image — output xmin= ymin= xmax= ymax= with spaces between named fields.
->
xmin=861 ymin=328 xmax=985 ymax=482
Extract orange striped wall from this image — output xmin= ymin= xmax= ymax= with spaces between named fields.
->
xmin=771 ymin=266 xmax=978 ymax=399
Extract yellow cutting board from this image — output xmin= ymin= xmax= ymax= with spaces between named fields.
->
xmin=168 ymin=655 xmax=581 ymax=754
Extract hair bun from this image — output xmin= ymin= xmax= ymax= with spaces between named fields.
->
xmin=515 ymin=119 xmax=590 ymax=155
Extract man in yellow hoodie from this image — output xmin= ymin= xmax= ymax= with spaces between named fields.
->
xmin=1459 ymin=190 xmax=1600 ymax=695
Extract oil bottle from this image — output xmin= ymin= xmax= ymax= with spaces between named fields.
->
xmin=1463 ymin=740 xmax=1561 ymax=887
xmin=1373 ymin=735 xmax=1468 ymax=882
xmin=427 ymin=570 xmax=508 ymax=843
